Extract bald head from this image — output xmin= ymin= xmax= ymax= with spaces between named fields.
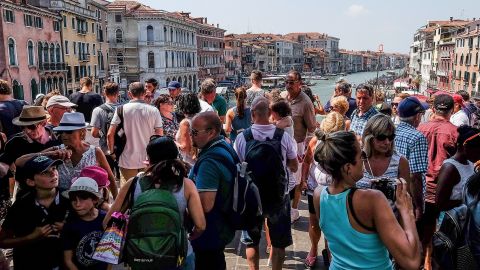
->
xmin=129 ymin=82 xmax=146 ymax=97
xmin=192 ymin=111 xmax=222 ymax=135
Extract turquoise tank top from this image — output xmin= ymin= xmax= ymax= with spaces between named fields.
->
xmin=319 ymin=188 xmax=393 ymax=270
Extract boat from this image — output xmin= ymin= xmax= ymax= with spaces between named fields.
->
xmin=262 ymin=76 xmax=285 ymax=89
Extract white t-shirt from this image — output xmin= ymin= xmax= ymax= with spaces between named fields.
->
xmin=111 ymin=101 xmax=163 ymax=169
xmin=199 ymin=99 xmax=214 ymax=112
xmin=450 ymin=110 xmax=469 ymax=127
xmin=246 ymin=87 xmax=265 ymax=107
xmin=234 ymin=124 xmax=297 ymax=172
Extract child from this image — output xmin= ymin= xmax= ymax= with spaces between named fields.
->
xmin=62 ymin=177 xmax=108 ymax=270
xmin=0 ymin=155 xmax=69 ymax=270
xmin=78 ymin=166 xmax=111 ymax=211
xmin=270 ymin=99 xmax=294 ymax=137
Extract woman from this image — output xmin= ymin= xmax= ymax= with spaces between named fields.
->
xmin=175 ymin=93 xmax=201 ymax=167
xmin=330 ymin=96 xmax=350 ymax=130
xmin=313 ymin=131 xmax=421 ymax=270
xmin=54 ymin=112 xmax=118 ymax=198
xmin=154 ymin=94 xmax=180 ymax=138
xmin=105 ymin=136 xmax=205 ymax=270
xmin=303 ymin=86 xmax=325 ymax=115
xmin=225 ymin=87 xmax=251 ymax=144
xmin=301 ymin=112 xmax=344 ymax=268
xmin=436 ymin=126 xmax=480 ymax=211
xmin=357 ymin=114 xmax=410 ymax=194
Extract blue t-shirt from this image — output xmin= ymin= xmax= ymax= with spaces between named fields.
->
xmin=0 ymin=99 xmax=25 ymax=139
xmin=62 ymin=210 xmax=108 ymax=270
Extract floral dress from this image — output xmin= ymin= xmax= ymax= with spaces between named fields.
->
xmin=161 ymin=113 xmax=180 ymax=138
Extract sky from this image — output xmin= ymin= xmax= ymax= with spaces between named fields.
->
xmin=139 ymin=0 xmax=480 ymax=54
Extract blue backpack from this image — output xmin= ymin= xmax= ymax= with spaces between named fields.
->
xmin=193 ymin=140 xmax=263 ymax=230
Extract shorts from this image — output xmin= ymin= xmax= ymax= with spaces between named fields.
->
xmin=243 ymin=197 xmax=293 ymax=249
xmin=416 ymin=202 xmax=439 ymax=245
xmin=293 ymin=142 xmax=306 ymax=185
xmin=307 ymin=194 xmax=316 ymax=214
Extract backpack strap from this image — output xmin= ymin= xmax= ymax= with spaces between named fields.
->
xmin=100 ymin=104 xmax=114 ymax=114
xmin=117 ymin=105 xmax=124 ymax=124
xmin=347 ymin=188 xmax=376 ymax=232
xmin=243 ymin=128 xmax=254 ymax=142
xmin=192 ymin=141 xmax=238 ymax=177
xmin=272 ymin=128 xmax=284 ymax=141
xmin=120 ymin=176 xmax=139 ymax=213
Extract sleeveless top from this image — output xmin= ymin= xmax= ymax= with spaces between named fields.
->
xmin=307 ymin=140 xmax=332 ymax=195
xmin=161 ymin=112 xmax=179 ymax=138
xmin=319 ymin=188 xmax=392 ymax=269
xmin=230 ymin=107 xmax=252 ymax=143
xmin=356 ymin=152 xmax=401 ymax=189
xmin=58 ymin=145 xmax=97 ymax=191
xmin=132 ymin=175 xmax=192 ymax=256
xmin=175 ymin=117 xmax=196 ymax=167
xmin=443 ymin=158 xmax=474 ymax=200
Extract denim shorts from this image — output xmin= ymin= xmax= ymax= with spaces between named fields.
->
xmin=242 ymin=196 xmax=293 ymax=249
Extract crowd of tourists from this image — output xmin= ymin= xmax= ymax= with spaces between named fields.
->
xmin=0 ymin=70 xmax=479 ymax=270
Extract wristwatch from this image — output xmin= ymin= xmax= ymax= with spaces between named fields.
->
xmin=106 ymin=150 xmax=112 ymax=156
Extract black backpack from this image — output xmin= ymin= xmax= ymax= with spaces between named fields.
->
xmin=100 ymin=104 xmax=126 ymax=157
xmin=192 ymin=140 xmax=263 ymax=230
xmin=243 ymin=127 xmax=287 ymax=214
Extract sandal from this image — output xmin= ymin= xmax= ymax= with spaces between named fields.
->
xmin=304 ymin=254 xmax=317 ymax=269
xmin=266 ymin=245 xmax=271 ymax=254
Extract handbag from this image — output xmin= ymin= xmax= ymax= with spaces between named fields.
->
xmin=92 ymin=212 xmax=129 ymax=264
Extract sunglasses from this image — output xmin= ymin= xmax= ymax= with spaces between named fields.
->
xmin=375 ymin=134 xmax=395 ymax=141
xmin=24 ymin=123 xmax=41 ymax=130
xmin=285 ymin=80 xmax=298 ymax=84
xmin=391 ymin=102 xmax=399 ymax=107
xmin=190 ymin=128 xmax=211 ymax=136
xmin=55 ymin=130 xmax=74 ymax=135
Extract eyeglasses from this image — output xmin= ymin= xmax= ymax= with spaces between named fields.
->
xmin=463 ymin=133 xmax=480 ymax=146
xmin=375 ymin=134 xmax=395 ymax=141
xmin=161 ymin=100 xmax=174 ymax=105
xmin=24 ymin=123 xmax=41 ymax=130
xmin=190 ymin=128 xmax=212 ymax=136
xmin=55 ymin=130 xmax=74 ymax=135
xmin=285 ymin=80 xmax=298 ymax=85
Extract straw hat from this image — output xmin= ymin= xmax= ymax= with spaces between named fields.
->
xmin=12 ymin=106 xmax=47 ymax=126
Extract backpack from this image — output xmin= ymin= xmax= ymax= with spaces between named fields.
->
xmin=192 ymin=139 xmax=263 ymax=230
xmin=243 ymin=127 xmax=287 ymax=214
xmin=125 ymin=176 xmax=188 ymax=269
xmin=100 ymin=104 xmax=126 ymax=157
xmin=432 ymin=205 xmax=477 ymax=270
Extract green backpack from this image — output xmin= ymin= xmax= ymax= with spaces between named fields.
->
xmin=125 ymin=177 xmax=188 ymax=269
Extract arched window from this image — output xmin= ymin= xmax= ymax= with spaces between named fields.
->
xmin=53 ymin=77 xmax=58 ymax=90
xmin=115 ymin=29 xmax=123 ymax=43
xmin=147 ymin=25 xmax=154 ymax=42
xmin=183 ymin=76 xmax=187 ymax=87
xmin=170 ymin=29 xmax=173 ymax=42
xmin=40 ymin=78 xmax=46 ymax=94
xmin=165 ymin=51 xmax=168 ymax=68
xmin=148 ymin=52 xmax=155 ymax=69
xmin=163 ymin=26 xmax=167 ymax=41
xmin=117 ymin=52 xmax=124 ymax=65
xmin=46 ymin=77 xmax=52 ymax=92
xmin=12 ymin=80 xmax=23 ymax=100
xmin=30 ymin=79 xmax=38 ymax=100
xmin=27 ymin=41 xmax=34 ymax=66
xmin=55 ymin=45 xmax=61 ymax=63
xmin=8 ymin=38 xmax=16 ymax=65
xmin=50 ymin=44 xmax=55 ymax=63
xmin=37 ymin=42 xmax=43 ymax=65
xmin=178 ymin=76 xmax=182 ymax=85
xmin=43 ymin=43 xmax=48 ymax=64
xmin=171 ymin=52 xmax=174 ymax=67
xmin=59 ymin=77 xmax=64 ymax=93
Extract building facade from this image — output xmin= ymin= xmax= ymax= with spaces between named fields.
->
xmin=453 ymin=21 xmax=480 ymax=95
xmin=224 ymin=34 xmax=242 ymax=80
xmin=193 ymin=17 xmax=225 ymax=83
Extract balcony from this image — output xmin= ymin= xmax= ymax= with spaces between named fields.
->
xmin=77 ymin=29 xmax=87 ymax=35
xmin=436 ymin=70 xmax=448 ymax=77
xmin=202 ymin=47 xmax=220 ymax=52
xmin=38 ymin=62 xmax=66 ymax=72
xmin=78 ymin=53 xmax=90 ymax=62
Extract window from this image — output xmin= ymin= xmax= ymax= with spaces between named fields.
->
xmin=27 ymin=41 xmax=34 ymax=65
xmin=92 ymin=23 xmax=95 ymax=33
xmin=73 ymin=41 xmax=77 ymax=54
xmin=72 ymin=18 xmax=75 ymax=29
xmin=8 ymin=38 xmax=16 ymax=65
xmin=50 ymin=44 xmax=55 ymax=63
xmin=24 ymin=14 xmax=33 ymax=26
xmin=165 ymin=51 xmax=168 ymax=67
xmin=43 ymin=43 xmax=48 ymax=63
xmin=4 ymin=10 xmax=14 ymax=23
xmin=34 ymin=17 xmax=43 ymax=28
xmin=55 ymin=45 xmax=61 ymax=63
xmin=147 ymin=25 xmax=154 ymax=42
xmin=116 ymin=52 xmax=124 ymax=65
xmin=64 ymin=40 xmax=69 ymax=54
xmin=148 ymin=52 xmax=155 ymax=69
xmin=53 ymin=21 xmax=60 ymax=32
xmin=115 ymin=14 xmax=122 ymax=23
xmin=63 ymin=15 xmax=67 ymax=27
xmin=115 ymin=29 xmax=123 ymax=43
xmin=93 ymin=44 xmax=96 ymax=55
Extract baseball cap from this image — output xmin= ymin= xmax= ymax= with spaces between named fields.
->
xmin=145 ymin=136 xmax=179 ymax=165
xmin=46 ymin=95 xmax=77 ymax=108
xmin=78 ymin=166 xmax=109 ymax=188
xmin=434 ymin=94 xmax=454 ymax=111
xmin=62 ymin=177 xmax=101 ymax=199
xmin=167 ymin=81 xmax=181 ymax=90
xmin=23 ymin=155 xmax=63 ymax=180
xmin=453 ymin=94 xmax=465 ymax=107
xmin=398 ymin=97 xmax=429 ymax=118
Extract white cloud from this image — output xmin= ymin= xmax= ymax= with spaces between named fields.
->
xmin=346 ymin=4 xmax=368 ymax=17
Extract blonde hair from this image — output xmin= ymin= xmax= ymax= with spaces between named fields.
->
xmin=362 ymin=114 xmax=396 ymax=158
xmin=320 ymin=111 xmax=345 ymax=133
xmin=375 ymin=90 xmax=385 ymax=102
xmin=330 ymin=96 xmax=349 ymax=116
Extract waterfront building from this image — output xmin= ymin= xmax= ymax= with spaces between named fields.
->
xmin=107 ymin=1 xmax=199 ymax=93
xmin=452 ymin=20 xmax=480 ymax=95
xmin=304 ymin=48 xmax=328 ymax=74
xmin=339 ymin=50 xmax=364 ymax=73
xmin=89 ymin=0 xmax=110 ymax=93
xmin=0 ymin=0 xmax=64 ymax=102
xmin=224 ymin=34 xmax=242 ymax=81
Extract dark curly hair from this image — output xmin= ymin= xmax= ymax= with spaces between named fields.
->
xmin=177 ymin=92 xmax=201 ymax=116
xmin=153 ymin=94 xmax=173 ymax=109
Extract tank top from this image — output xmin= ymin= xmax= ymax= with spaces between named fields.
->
xmin=319 ymin=188 xmax=392 ymax=269
xmin=175 ymin=117 xmax=196 ymax=167
xmin=230 ymin=107 xmax=252 ymax=143
xmin=443 ymin=158 xmax=474 ymax=200
xmin=132 ymin=175 xmax=192 ymax=256
xmin=356 ymin=152 xmax=401 ymax=189
xmin=58 ymin=145 xmax=97 ymax=191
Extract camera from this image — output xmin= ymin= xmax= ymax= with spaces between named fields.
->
xmin=370 ymin=178 xmax=397 ymax=202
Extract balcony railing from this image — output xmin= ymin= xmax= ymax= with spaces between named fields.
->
xmin=77 ymin=29 xmax=87 ymax=35
xmin=38 ymin=62 xmax=66 ymax=72
xmin=78 ymin=53 xmax=90 ymax=62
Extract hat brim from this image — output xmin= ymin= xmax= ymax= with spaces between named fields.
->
xmin=53 ymin=124 xmax=88 ymax=131
xmin=62 ymin=189 xmax=102 ymax=199
xmin=12 ymin=116 xmax=46 ymax=126
xmin=47 ymin=102 xmax=77 ymax=108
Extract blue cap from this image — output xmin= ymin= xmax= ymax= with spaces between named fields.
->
xmin=23 ymin=155 xmax=63 ymax=180
xmin=398 ymin=97 xmax=429 ymax=118
xmin=167 ymin=81 xmax=181 ymax=90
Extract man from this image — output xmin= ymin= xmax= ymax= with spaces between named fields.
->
xmin=198 ymin=78 xmax=217 ymax=113
xmin=69 ymin=77 xmax=103 ymax=122
xmin=391 ymin=92 xmax=410 ymax=126
xmin=418 ymin=94 xmax=458 ymax=268
xmin=394 ymin=97 xmax=429 ymax=221
xmin=45 ymin=95 xmax=76 ymax=127
xmin=144 ymin=77 xmax=159 ymax=104
xmin=450 ymin=94 xmax=469 ymax=127
xmin=283 ymin=70 xmax=316 ymax=223
xmin=322 ymin=81 xmax=357 ymax=118
xmin=349 ymin=84 xmax=378 ymax=137
xmin=234 ymin=97 xmax=298 ymax=270
xmin=107 ymin=82 xmax=163 ymax=186
xmin=457 ymin=90 xmax=477 ymax=124
xmin=0 ymin=106 xmax=60 ymax=179
xmin=246 ymin=70 xmax=265 ymax=107
xmin=0 ymin=79 xmax=26 ymax=139
xmin=167 ymin=80 xmax=182 ymax=101
xmin=91 ymin=82 xmax=120 ymax=177
xmin=189 ymin=112 xmax=235 ymax=270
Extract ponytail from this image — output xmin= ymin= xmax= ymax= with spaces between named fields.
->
xmin=145 ymin=159 xmax=186 ymax=192
xmin=235 ymin=87 xmax=247 ymax=118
